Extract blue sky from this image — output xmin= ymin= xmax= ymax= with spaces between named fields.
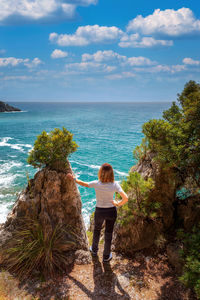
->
xmin=0 ymin=0 xmax=200 ymax=102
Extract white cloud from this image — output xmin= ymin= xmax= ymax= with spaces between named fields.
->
xmin=105 ymin=65 xmax=116 ymax=72
xmin=82 ymin=50 xmax=126 ymax=62
xmin=105 ymin=74 xmax=122 ymax=80
xmin=2 ymin=75 xmax=32 ymax=80
xmin=24 ymin=58 xmax=42 ymax=68
xmin=65 ymin=61 xmax=115 ymax=74
xmin=119 ymin=33 xmax=173 ymax=48
xmin=0 ymin=57 xmax=25 ymax=67
xmin=49 ymin=25 xmax=123 ymax=46
xmin=72 ymin=0 xmax=97 ymax=5
xmin=0 ymin=57 xmax=42 ymax=68
xmin=64 ymin=50 xmax=158 ymax=78
xmin=125 ymin=56 xmax=156 ymax=66
xmin=0 ymin=0 xmax=97 ymax=23
xmin=82 ymin=50 xmax=155 ymax=67
xmin=60 ymin=4 xmax=76 ymax=18
xmin=51 ymin=49 xmax=68 ymax=59
xmin=183 ymin=57 xmax=200 ymax=66
xmin=63 ymin=49 xmax=159 ymax=78
xmin=133 ymin=64 xmax=186 ymax=74
xmin=106 ymin=72 xmax=136 ymax=80
xmin=127 ymin=8 xmax=200 ymax=37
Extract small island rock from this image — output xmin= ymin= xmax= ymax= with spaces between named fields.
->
xmin=0 ymin=101 xmax=21 ymax=112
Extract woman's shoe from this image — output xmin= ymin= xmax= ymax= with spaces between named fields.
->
xmin=103 ymin=253 xmax=112 ymax=262
xmin=89 ymin=246 xmax=97 ymax=256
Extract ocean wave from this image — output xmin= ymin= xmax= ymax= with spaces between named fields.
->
xmin=0 ymin=202 xmax=11 ymax=224
xmin=70 ymin=160 xmax=128 ymax=177
xmin=82 ymin=198 xmax=96 ymax=227
xmin=4 ymin=110 xmax=28 ymax=113
xmin=0 ymin=161 xmax=23 ymax=175
xmin=0 ymin=137 xmax=32 ymax=153
xmin=115 ymin=170 xmax=128 ymax=176
xmin=0 ymin=159 xmax=24 ymax=189
xmin=70 ymin=160 xmax=100 ymax=170
xmin=0 ymin=173 xmax=22 ymax=188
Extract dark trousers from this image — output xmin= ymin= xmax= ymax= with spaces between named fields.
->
xmin=92 ymin=207 xmax=117 ymax=258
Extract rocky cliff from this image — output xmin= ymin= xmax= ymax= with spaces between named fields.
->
xmin=112 ymin=152 xmax=200 ymax=255
xmin=0 ymin=161 xmax=89 ymax=265
xmin=0 ymin=101 xmax=21 ymax=112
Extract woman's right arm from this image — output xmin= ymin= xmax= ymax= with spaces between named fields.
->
xmin=67 ymin=173 xmax=89 ymax=187
xmin=112 ymin=190 xmax=128 ymax=207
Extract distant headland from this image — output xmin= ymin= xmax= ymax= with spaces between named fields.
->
xmin=0 ymin=101 xmax=21 ymax=112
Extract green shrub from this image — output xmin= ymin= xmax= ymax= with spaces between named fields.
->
xmin=178 ymin=225 xmax=200 ymax=299
xmin=1 ymin=217 xmax=78 ymax=279
xmin=133 ymin=138 xmax=148 ymax=161
xmin=142 ymin=80 xmax=200 ymax=189
xmin=27 ymin=127 xmax=78 ymax=170
xmin=117 ymin=171 xmax=161 ymax=223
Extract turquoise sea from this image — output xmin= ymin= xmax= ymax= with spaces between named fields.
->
xmin=0 ymin=102 xmax=171 ymax=226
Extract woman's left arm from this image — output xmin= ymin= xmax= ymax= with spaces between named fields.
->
xmin=67 ymin=173 xmax=89 ymax=187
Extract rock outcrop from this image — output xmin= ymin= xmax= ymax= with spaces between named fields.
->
xmin=177 ymin=194 xmax=200 ymax=231
xmin=113 ymin=152 xmax=178 ymax=254
xmin=0 ymin=101 xmax=21 ymax=112
xmin=0 ymin=161 xmax=89 ymax=264
xmin=112 ymin=151 xmax=200 ymax=256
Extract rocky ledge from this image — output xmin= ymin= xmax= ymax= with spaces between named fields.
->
xmin=0 ymin=101 xmax=21 ymax=112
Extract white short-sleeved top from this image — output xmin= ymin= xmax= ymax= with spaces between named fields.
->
xmin=88 ymin=180 xmax=123 ymax=208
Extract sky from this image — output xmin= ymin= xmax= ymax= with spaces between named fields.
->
xmin=0 ymin=0 xmax=200 ymax=102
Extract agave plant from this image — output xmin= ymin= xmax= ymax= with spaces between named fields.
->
xmin=1 ymin=217 xmax=79 ymax=279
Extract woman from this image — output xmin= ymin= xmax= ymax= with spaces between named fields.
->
xmin=67 ymin=163 xmax=128 ymax=262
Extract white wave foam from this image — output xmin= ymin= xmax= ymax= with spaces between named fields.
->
xmin=0 ymin=137 xmax=32 ymax=153
xmin=0 ymin=137 xmax=13 ymax=146
xmin=90 ymin=164 xmax=100 ymax=169
xmin=4 ymin=110 xmax=27 ymax=113
xmin=82 ymin=198 xmax=96 ymax=227
xmin=0 ymin=202 xmax=11 ymax=224
xmin=0 ymin=161 xmax=23 ymax=175
xmin=70 ymin=160 xmax=100 ymax=170
xmin=0 ymin=174 xmax=20 ymax=187
xmin=114 ymin=170 xmax=128 ymax=176
xmin=0 ymin=160 xmax=23 ymax=188
xmin=70 ymin=160 xmax=128 ymax=177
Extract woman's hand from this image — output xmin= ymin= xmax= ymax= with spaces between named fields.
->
xmin=67 ymin=173 xmax=89 ymax=187
xmin=67 ymin=173 xmax=75 ymax=181
xmin=112 ymin=200 xmax=120 ymax=207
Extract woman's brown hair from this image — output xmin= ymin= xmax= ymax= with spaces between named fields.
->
xmin=98 ymin=163 xmax=114 ymax=183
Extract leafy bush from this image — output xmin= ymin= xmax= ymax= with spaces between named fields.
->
xmin=178 ymin=225 xmax=200 ymax=299
xmin=27 ymin=127 xmax=78 ymax=170
xmin=133 ymin=138 xmax=148 ymax=161
xmin=1 ymin=217 xmax=78 ymax=279
xmin=142 ymin=80 xmax=200 ymax=189
xmin=117 ymin=171 xmax=161 ymax=223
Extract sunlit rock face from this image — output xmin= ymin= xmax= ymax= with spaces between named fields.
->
xmin=1 ymin=161 xmax=88 ymax=254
